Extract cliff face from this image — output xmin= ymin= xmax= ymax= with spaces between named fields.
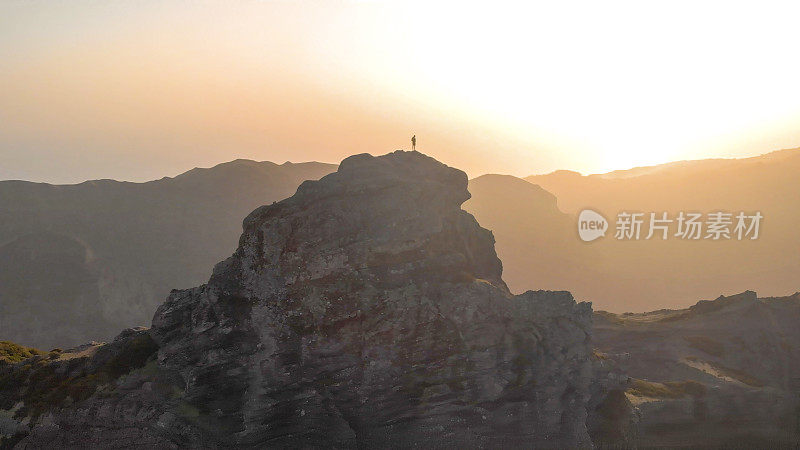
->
xmin=3 ymin=151 xmax=597 ymax=448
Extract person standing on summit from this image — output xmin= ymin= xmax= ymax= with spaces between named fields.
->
xmin=411 ymin=134 xmax=416 ymax=151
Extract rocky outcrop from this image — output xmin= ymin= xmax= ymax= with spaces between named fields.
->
xmin=0 ymin=328 xmax=158 ymax=449
xmin=594 ymin=291 xmax=800 ymax=447
xmin=2 ymin=151 xmax=597 ymax=448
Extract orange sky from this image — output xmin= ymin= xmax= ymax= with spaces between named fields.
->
xmin=2 ymin=1 xmax=800 ymax=183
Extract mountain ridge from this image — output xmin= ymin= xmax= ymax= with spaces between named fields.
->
xmin=0 ymin=160 xmax=337 ymax=349
xmin=526 ymin=146 xmax=800 ymax=181
xmin=0 ymin=159 xmax=337 ymax=186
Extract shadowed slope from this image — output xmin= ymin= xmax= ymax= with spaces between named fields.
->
xmin=0 ymin=160 xmax=337 ymax=348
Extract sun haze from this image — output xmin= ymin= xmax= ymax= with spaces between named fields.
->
xmin=2 ymin=1 xmax=800 ymax=183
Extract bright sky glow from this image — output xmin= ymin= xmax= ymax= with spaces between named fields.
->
xmin=2 ymin=1 xmax=800 ymax=182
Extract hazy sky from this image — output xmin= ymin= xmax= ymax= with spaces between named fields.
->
xmin=2 ymin=1 xmax=800 ymax=183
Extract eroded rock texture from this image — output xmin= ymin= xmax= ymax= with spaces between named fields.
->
xmin=3 ymin=151 xmax=596 ymax=448
xmin=595 ymin=290 xmax=800 ymax=447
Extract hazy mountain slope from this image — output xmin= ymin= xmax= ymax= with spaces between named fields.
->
xmin=0 ymin=160 xmax=337 ymax=349
xmin=514 ymin=147 xmax=800 ymax=311
xmin=594 ymin=291 xmax=800 ymax=447
xmin=463 ymin=175 xmax=586 ymax=294
xmin=0 ymin=233 xmax=116 ymax=349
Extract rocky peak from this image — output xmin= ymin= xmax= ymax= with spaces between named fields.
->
xmin=6 ymin=151 xmax=598 ymax=448
xmin=208 ymin=150 xmax=507 ymax=302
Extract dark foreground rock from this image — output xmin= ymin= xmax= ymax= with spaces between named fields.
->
xmin=595 ymin=290 xmax=800 ymax=447
xmin=1 ymin=151 xmax=603 ymax=448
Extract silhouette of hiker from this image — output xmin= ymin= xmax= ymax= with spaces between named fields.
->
xmin=411 ymin=135 xmax=416 ymax=151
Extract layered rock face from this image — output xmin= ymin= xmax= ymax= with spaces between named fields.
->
xmin=4 ymin=151 xmax=596 ymax=448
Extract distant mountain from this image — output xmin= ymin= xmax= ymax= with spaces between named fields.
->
xmin=463 ymin=175 xmax=584 ymax=293
xmin=509 ymin=147 xmax=800 ymax=311
xmin=594 ymin=291 xmax=800 ymax=447
xmin=0 ymin=160 xmax=337 ymax=349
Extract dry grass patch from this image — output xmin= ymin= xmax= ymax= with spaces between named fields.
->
xmin=628 ymin=378 xmax=706 ymax=399
xmin=0 ymin=341 xmax=44 ymax=364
